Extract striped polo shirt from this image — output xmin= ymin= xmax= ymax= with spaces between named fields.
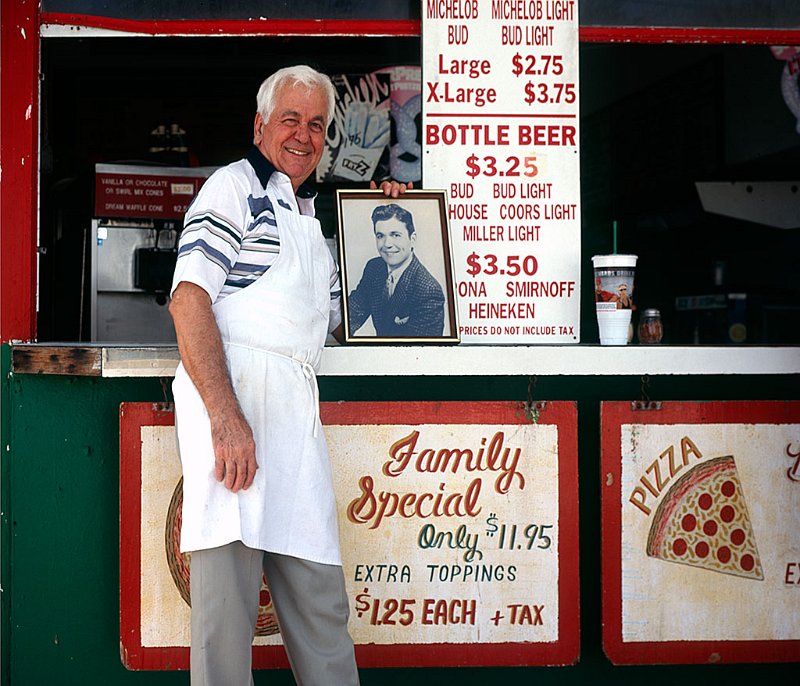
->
xmin=171 ymin=146 xmax=342 ymax=331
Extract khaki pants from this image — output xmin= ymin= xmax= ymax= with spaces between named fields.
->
xmin=189 ymin=541 xmax=359 ymax=686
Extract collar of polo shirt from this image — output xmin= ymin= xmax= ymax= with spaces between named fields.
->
xmin=246 ymin=145 xmax=318 ymax=199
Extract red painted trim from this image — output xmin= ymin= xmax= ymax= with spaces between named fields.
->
xmin=120 ymin=401 xmax=580 ymax=669
xmin=41 ymin=13 xmax=800 ymax=44
xmin=119 ymin=403 xmax=178 ymax=670
xmin=601 ymin=401 xmax=800 ymax=665
xmin=580 ymin=26 xmax=800 ymax=45
xmin=321 ymin=399 xmax=528 ymax=424
xmin=1 ymin=1 xmax=39 ymax=342
xmin=40 ymin=13 xmax=420 ymax=37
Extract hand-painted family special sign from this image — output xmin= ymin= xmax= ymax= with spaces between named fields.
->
xmin=326 ymin=401 xmax=579 ymax=666
xmin=601 ymin=401 xmax=800 ymax=665
xmin=119 ymin=401 xmax=579 ymax=670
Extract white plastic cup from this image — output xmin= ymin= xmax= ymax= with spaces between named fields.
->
xmin=592 ymin=254 xmax=637 ymax=345
xmin=595 ymin=310 xmax=632 ymax=345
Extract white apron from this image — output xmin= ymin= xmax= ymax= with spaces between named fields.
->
xmin=173 ymin=182 xmax=341 ymax=565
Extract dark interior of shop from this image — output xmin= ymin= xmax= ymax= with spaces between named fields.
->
xmin=38 ymin=36 xmax=800 ymax=344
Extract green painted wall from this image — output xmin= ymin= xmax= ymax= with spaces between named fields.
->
xmin=2 ymin=344 xmax=798 ymax=684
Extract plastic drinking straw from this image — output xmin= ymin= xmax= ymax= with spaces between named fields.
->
xmin=613 ymin=220 xmax=618 ymax=254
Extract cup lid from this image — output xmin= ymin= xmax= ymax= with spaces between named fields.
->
xmin=591 ymin=254 xmax=637 ymax=268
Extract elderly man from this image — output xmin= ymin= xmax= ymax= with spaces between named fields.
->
xmin=347 ymin=203 xmax=445 ymax=337
xmin=169 ymin=65 xmax=407 ymax=686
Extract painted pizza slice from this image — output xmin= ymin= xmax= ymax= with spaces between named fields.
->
xmin=646 ymin=455 xmax=763 ymax=580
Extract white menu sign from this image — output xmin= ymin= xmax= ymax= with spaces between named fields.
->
xmin=423 ymin=0 xmax=580 ymax=344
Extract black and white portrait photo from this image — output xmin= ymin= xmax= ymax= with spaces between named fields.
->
xmin=336 ymin=190 xmax=459 ymax=343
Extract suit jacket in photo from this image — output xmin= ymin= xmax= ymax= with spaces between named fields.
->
xmin=347 ymin=254 xmax=445 ymax=337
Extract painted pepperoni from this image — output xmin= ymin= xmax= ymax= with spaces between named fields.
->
xmin=730 ymin=528 xmax=745 ymax=546
xmin=720 ymin=505 xmax=735 ymax=523
xmin=695 ymin=541 xmax=710 ymax=558
xmin=740 ymin=554 xmax=755 ymax=572
xmin=717 ymin=546 xmax=731 ymax=564
xmin=698 ymin=493 xmax=713 ymax=510
xmin=672 ymin=538 xmax=688 ymax=556
xmin=681 ymin=513 xmax=697 ymax=532
xmin=703 ymin=520 xmax=718 ymax=536
xmin=721 ymin=480 xmax=736 ymax=497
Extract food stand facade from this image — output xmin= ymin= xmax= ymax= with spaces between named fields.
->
xmin=2 ymin=1 xmax=800 ymax=684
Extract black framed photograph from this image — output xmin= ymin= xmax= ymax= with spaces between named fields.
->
xmin=336 ymin=189 xmax=459 ymax=344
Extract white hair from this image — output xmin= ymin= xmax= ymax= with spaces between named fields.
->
xmin=256 ymin=65 xmax=335 ymax=125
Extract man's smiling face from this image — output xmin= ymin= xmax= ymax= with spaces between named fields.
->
xmin=375 ymin=216 xmax=415 ymax=270
xmin=255 ymin=82 xmax=328 ymax=191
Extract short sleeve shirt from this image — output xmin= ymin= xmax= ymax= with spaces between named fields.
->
xmin=171 ymin=147 xmax=342 ymax=332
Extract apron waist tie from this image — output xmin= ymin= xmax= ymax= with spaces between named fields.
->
xmin=226 ymin=342 xmax=320 ymax=438
xmin=298 ymin=360 xmax=320 ymax=438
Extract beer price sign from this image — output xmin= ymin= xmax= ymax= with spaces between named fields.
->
xmin=423 ymin=0 xmax=581 ymax=344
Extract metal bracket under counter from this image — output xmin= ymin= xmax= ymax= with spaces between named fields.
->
xmin=9 ymin=343 xmax=800 ymax=377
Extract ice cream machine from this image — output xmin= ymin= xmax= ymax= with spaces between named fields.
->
xmin=91 ymin=163 xmax=216 ymax=342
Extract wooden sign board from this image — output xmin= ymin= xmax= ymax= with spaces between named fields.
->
xmin=120 ymin=401 xmax=579 ymax=669
xmin=601 ymin=401 xmax=800 ymax=664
